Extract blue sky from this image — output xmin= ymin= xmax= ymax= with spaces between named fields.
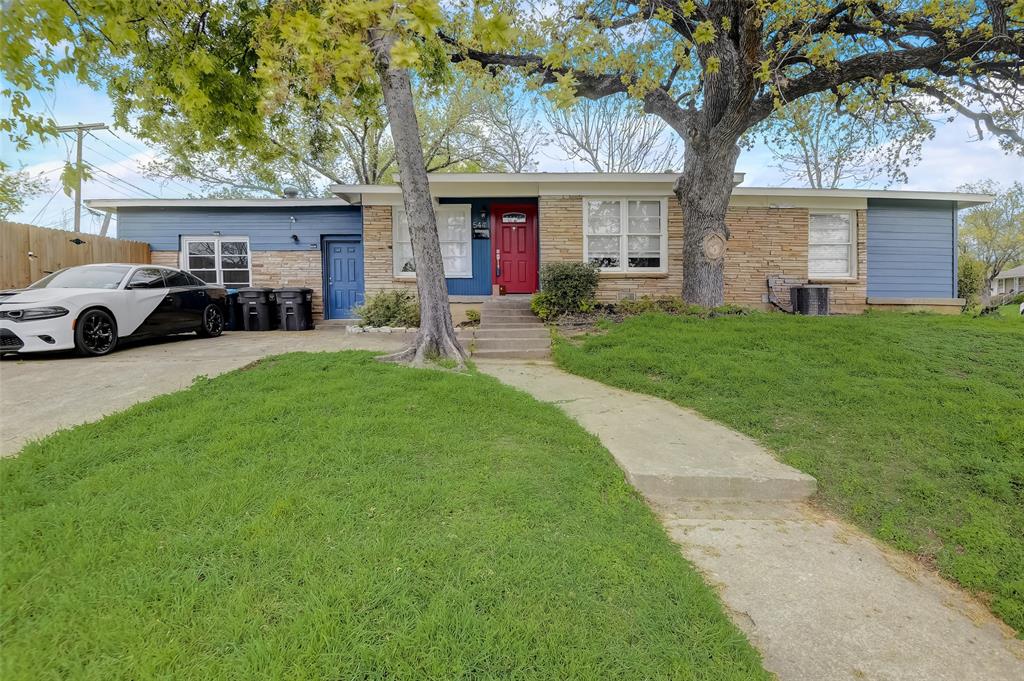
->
xmin=3 ymin=78 xmax=1022 ymax=236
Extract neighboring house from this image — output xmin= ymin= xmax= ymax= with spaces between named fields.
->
xmin=991 ymin=264 xmax=1024 ymax=299
xmin=87 ymin=173 xmax=989 ymax=320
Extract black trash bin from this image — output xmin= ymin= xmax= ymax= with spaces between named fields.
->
xmin=275 ymin=287 xmax=315 ymax=331
xmin=238 ymin=287 xmax=278 ymax=331
xmin=223 ymin=289 xmax=243 ymax=331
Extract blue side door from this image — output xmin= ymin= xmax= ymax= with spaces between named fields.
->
xmin=324 ymin=239 xmax=364 ymax=319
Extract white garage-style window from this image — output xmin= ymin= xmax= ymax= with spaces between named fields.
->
xmin=584 ymin=198 xmax=667 ymax=272
xmin=393 ymin=204 xmax=472 ymax=278
xmin=181 ymin=236 xmax=252 ymax=288
xmin=808 ymin=212 xmax=856 ymax=279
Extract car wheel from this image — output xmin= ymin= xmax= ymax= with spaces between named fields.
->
xmin=199 ymin=304 xmax=224 ymax=337
xmin=75 ymin=309 xmax=118 ymax=357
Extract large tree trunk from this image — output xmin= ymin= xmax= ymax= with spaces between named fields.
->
xmin=370 ymin=32 xmax=467 ymax=366
xmin=674 ymin=135 xmax=742 ymax=307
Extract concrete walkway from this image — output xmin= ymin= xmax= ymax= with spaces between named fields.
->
xmin=477 ymin=360 xmax=1024 ymax=681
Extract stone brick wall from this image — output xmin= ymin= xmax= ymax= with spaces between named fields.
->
xmin=723 ymin=207 xmax=808 ymax=308
xmin=363 ymin=204 xmax=416 ymax=297
xmin=539 ymin=196 xmax=584 ymax=263
xmin=251 ymin=251 xmax=324 ymax=318
xmin=539 ymin=196 xmax=870 ymax=311
xmin=150 ymin=250 xmax=325 ymax=319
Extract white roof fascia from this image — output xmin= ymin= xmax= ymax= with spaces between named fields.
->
xmin=85 ymin=198 xmax=352 ymax=211
xmin=330 ymin=174 xmax=990 ymax=209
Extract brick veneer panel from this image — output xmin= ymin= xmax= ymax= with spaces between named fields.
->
xmin=250 ymin=251 xmax=324 ymax=318
xmin=363 ymin=204 xmax=416 ymax=297
xmin=540 ymin=197 xmax=868 ymax=310
xmin=723 ymin=207 xmax=808 ymax=307
xmin=539 ymin=196 xmax=584 ymax=264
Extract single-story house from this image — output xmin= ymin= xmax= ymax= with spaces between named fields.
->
xmin=991 ymin=264 xmax=1024 ymax=298
xmin=87 ymin=172 xmax=988 ymax=320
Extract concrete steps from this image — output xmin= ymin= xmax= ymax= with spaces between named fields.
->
xmin=472 ymin=296 xmax=550 ymax=360
xmin=472 ymin=348 xmax=552 ymax=360
xmin=475 ymin=328 xmax=549 ymax=340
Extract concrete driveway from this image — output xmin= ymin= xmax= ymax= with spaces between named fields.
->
xmin=0 ymin=323 xmax=408 ymax=456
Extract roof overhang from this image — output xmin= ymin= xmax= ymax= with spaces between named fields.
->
xmin=329 ymin=173 xmax=990 ymax=209
xmin=331 ymin=173 xmax=744 ymax=203
xmin=85 ymin=197 xmax=351 ymax=212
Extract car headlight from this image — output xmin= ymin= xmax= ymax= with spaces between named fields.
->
xmin=3 ymin=306 xmax=70 ymax=321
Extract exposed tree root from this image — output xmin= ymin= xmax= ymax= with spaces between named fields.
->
xmin=377 ymin=329 xmax=469 ymax=369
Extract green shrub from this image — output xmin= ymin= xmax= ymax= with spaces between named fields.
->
xmin=464 ymin=309 xmax=480 ymax=325
xmin=957 ymin=256 xmax=986 ymax=304
xmin=533 ymin=262 xmax=600 ymax=320
xmin=355 ymin=289 xmax=420 ymax=327
xmin=1010 ymin=292 xmax=1024 ymax=305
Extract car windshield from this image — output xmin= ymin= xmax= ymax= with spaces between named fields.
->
xmin=28 ymin=265 xmax=132 ymax=290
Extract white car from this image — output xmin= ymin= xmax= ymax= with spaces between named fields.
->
xmin=0 ymin=263 xmax=228 ymax=357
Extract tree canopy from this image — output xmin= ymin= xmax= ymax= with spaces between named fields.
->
xmin=958 ymin=179 xmax=1024 ymax=302
xmin=3 ymin=1 xmax=1023 ymax=308
xmin=447 ymin=0 xmax=1024 ymax=305
xmin=0 ymin=167 xmax=49 ymax=221
xmin=755 ymin=91 xmax=931 ymax=188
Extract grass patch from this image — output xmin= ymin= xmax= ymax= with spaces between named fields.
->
xmin=554 ymin=311 xmax=1024 ymax=632
xmin=1 ymin=352 xmax=767 ymax=680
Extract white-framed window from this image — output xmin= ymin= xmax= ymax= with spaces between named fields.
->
xmin=393 ymin=204 xmax=472 ymax=278
xmin=181 ymin=236 xmax=252 ymax=288
xmin=808 ymin=212 xmax=856 ymax=279
xmin=583 ymin=198 xmax=667 ymax=272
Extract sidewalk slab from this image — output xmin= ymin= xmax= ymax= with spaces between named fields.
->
xmin=476 ymin=360 xmax=815 ymax=502
xmin=478 ymin=360 xmax=1024 ymax=681
xmin=660 ymin=501 xmax=1024 ymax=681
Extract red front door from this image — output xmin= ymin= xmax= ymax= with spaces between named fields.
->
xmin=491 ymin=203 xmax=538 ymax=293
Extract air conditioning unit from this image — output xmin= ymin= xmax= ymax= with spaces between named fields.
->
xmin=790 ymin=285 xmax=831 ymax=315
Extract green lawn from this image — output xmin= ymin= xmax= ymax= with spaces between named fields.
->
xmin=0 ymin=352 xmax=767 ymax=680
xmin=555 ymin=311 xmax=1024 ymax=633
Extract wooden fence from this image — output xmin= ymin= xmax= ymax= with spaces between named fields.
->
xmin=0 ymin=221 xmax=151 ymax=289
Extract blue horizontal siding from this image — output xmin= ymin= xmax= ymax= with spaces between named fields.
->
xmin=447 ymin=238 xmax=492 ymax=295
xmin=867 ymin=199 xmax=956 ymax=298
xmin=439 ymin=197 xmax=511 ymax=296
xmin=117 ymin=206 xmax=362 ymax=251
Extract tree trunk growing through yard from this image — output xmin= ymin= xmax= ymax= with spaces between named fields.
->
xmin=675 ymin=133 xmax=743 ymax=307
xmin=371 ymin=31 xmax=468 ymax=366
xmin=446 ymin=0 xmax=1024 ymax=308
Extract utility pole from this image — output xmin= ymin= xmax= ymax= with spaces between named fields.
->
xmin=55 ymin=122 xmax=107 ymax=232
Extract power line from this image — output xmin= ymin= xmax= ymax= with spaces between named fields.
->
xmin=84 ymin=172 xmax=136 ymax=197
xmin=106 ymin=128 xmax=157 ymax=158
xmin=82 ymin=160 xmax=161 ymax=198
xmin=37 ymin=92 xmax=71 ymax=156
xmin=86 ymin=132 xmax=197 ymax=195
xmin=28 ymin=185 xmax=63 ymax=225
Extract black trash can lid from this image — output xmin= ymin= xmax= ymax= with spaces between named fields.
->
xmin=274 ymin=287 xmax=313 ymax=293
xmin=239 ymin=287 xmax=275 ymax=292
